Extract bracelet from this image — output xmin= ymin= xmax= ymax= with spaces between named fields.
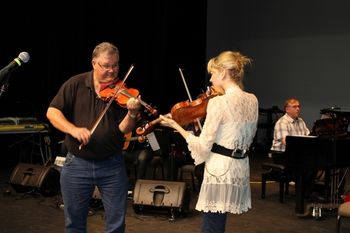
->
xmin=128 ymin=113 xmax=137 ymax=120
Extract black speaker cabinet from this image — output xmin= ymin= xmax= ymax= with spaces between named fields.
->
xmin=132 ymin=179 xmax=191 ymax=219
xmin=9 ymin=163 xmax=60 ymax=196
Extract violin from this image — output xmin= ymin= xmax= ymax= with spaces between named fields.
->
xmin=99 ymin=80 xmax=158 ymax=116
xmin=135 ymin=86 xmax=223 ymax=136
xmin=122 ymin=132 xmax=146 ymax=150
xmin=170 ymin=85 xmax=223 ymax=126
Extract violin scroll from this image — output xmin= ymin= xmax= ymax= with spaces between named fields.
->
xmin=135 ymin=118 xmax=162 ymax=137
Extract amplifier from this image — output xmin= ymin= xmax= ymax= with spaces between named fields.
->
xmin=9 ymin=163 xmax=60 ymax=196
xmin=132 ymin=179 xmax=191 ymax=220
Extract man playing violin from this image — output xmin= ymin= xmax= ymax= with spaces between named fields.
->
xmin=46 ymin=42 xmax=141 ymax=233
xmin=160 ymin=51 xmax=258 ymax=233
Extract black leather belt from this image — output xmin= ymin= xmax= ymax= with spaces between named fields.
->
xmin=211 ymin=143 xmax=248 ymax=159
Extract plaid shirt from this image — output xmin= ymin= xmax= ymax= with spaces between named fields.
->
xmin=270 ymin=113 xmax=310 ymax=152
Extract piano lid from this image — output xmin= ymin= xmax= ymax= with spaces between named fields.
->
xmin=320 ymin=107 xmax=350 ymax=117
xmin=311 ymin=107 xmax=350 ymax=136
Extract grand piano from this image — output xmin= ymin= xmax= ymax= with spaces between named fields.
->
xmin=284 ymin=108 xmax=350 ymax=216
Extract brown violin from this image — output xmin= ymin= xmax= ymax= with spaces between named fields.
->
xmin=99 ymin=80 xmax=158 ymax=116
xmin=171 ymin=85 xmax=224 ymax=126
xmin=135 ymin=86 xmax=224 ymax=136
xmin=122 ymin=132 xmax=146 ymax=150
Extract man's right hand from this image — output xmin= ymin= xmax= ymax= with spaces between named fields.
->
xmin=70 ymin=127 xmax=91 ymax=145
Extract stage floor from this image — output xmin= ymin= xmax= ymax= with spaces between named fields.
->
xmin=0 ymin=153 xmax=349 ymax=233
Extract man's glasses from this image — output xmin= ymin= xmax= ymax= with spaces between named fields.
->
xmin=287 ymin=105 xmax=300 ymax=109
xmin=97 ymin=62 xmax=119 ymax=70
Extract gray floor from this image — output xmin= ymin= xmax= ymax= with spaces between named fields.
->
xmin=0 ymin=154 xmax=350 ymax=233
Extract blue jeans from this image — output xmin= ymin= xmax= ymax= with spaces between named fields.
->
xmin=60 ymin=152 xmax=128 ymax=233
xmin=201 ymin=212 xmax=227 ymax=233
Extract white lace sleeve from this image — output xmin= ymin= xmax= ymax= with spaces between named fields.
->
xmin=186 ymin=98 xmax=222 ymax=165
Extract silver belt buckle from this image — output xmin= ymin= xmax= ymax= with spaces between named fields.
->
xmin=232 ymin=149 xmax=246 ymax=159
xmin=230 ymin=149 xmax=237 ymax=157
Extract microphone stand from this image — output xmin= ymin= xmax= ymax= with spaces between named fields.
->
xmin=170 ymin=143 xmax=176 ymax=181
xmin=0 ymin=83 xmax=8 ymax=99
xmin=0 ymin=74 xmax=10 ymax=99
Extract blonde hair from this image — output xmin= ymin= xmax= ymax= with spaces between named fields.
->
xmin=207 ymin=51 xmax=251 ymax=89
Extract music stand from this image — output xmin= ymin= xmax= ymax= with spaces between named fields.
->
xmin=148 ymin=127 xmax=172 ymax=156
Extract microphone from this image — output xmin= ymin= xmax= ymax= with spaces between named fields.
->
xmin=0 ymin=51 xmax=30 ymax=84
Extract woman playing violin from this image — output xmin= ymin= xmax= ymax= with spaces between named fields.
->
xmin=46 ymin=42 xmax=141 ymax=233
xmin=160 ymin=51 xmax=259 ymax=233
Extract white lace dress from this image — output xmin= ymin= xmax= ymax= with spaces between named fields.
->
xmin=186 ymin=84 xmax=258 ymax=214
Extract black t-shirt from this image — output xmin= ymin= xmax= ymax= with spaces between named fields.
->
xmin=49 ymin=71 xmax=126 ymax=160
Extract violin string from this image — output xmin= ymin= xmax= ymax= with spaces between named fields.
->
xmin=119 ymin=89 xmax=145 ymax=105
xmin=118 ymin=89 xmax=156 ymax=116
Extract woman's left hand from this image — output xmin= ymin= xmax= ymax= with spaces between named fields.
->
xmin=160 ymin=114 xmax=191 ymax=140
xmin=159 ymin=114 xmax=179 ymax=129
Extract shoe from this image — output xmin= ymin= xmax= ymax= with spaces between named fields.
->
xmin=127 ymin=190 xmax=133 ymax=199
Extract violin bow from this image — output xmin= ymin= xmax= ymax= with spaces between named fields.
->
xmin=79 ymin=64 xmax=135 ymax=150
xmin=178 ymin=68 xmax=203 ymax=131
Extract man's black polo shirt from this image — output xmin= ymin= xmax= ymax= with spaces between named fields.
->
xmin=49 ymin=71 xmax=126 ymax=160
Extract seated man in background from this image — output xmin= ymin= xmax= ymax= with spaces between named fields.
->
xmin=270 ymin=97 xmax=320 ymax=199
xmin=123 ymin=112 xmax=153 ymax=188
xmin=165 ymin=121 xmax=204 ymax=188
xmin=270 ymin=97 xmax=310 ymax=163
xmin=165 ymin=139 xmax=204 ymax=189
